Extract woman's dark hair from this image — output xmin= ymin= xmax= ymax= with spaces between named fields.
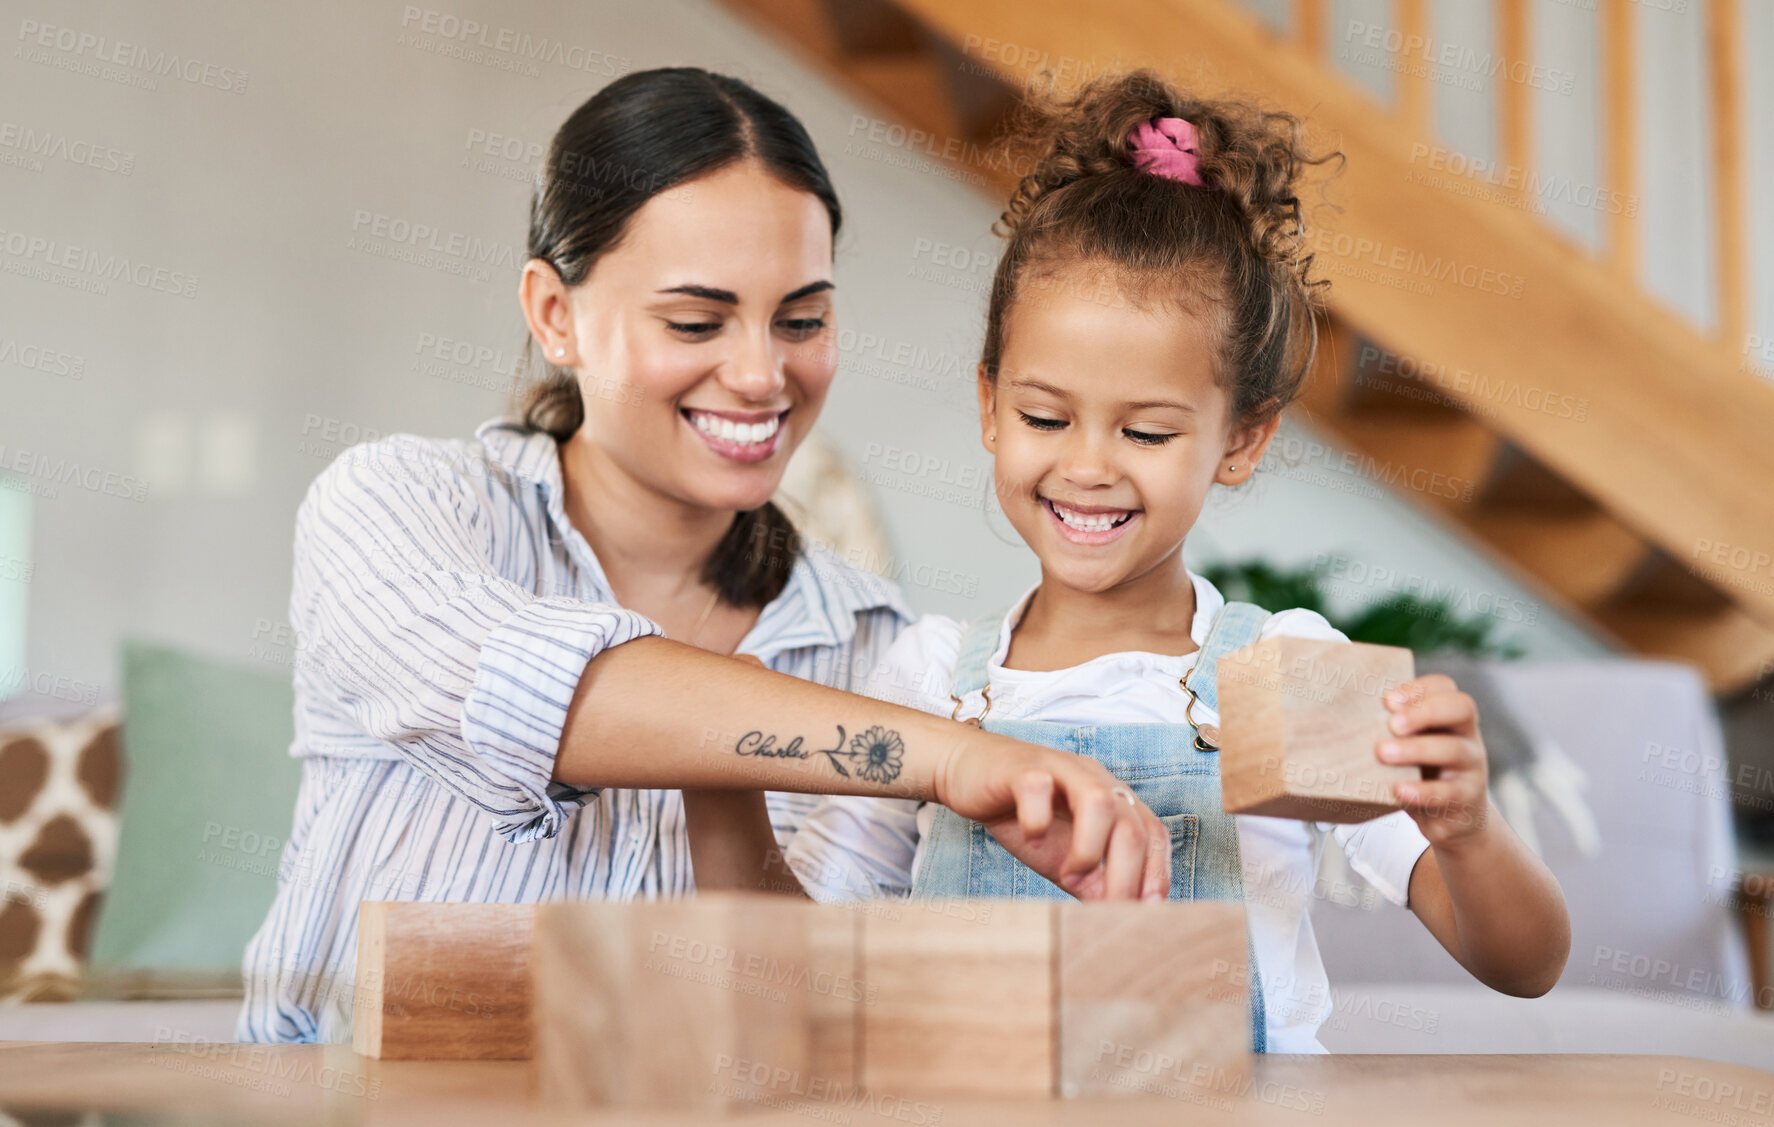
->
xmin=982 ymin=69 xmax=1339 ymax=428
xmin=517 ymin=67 xmax=842 ymax=607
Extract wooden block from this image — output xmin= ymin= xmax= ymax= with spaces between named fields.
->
xmin=807 ymin=904 xmax=862 ymax=1087
xmin=533 ymin=892 xmax=859 ymax=1112
xmin=1058 ymin=901 xmax=1251 ymax=1100
xmin=861 ymin=898 xmax=1053 ymax=1099
xmin=1218 ymin=636 xmax=1420 ymax=823
xmin=352 ymin=901 xmax=534 ymax=1060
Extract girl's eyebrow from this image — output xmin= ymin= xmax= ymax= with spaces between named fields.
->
xmin=656 ymin=280 xmax=835 ymax=305
xmin=1006 ymin=376 xmax=1195 ymax=415
xmin=1125 ymin=397 xmax=1195 ymax=414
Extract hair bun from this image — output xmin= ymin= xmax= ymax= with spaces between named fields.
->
xmin=1126 ymin=116 xmax=1205 ymax=185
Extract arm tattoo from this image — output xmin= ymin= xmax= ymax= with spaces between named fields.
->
xmin=734 ymin=724 xmax=906 ymax=785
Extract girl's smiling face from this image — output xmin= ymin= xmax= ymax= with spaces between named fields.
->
xmin=980 ymin=276 xmax=1280 ymax=593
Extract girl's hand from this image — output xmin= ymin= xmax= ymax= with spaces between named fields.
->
xmin=1379 ymin=673 xmax=1490 ymax=849
xmin=935 ymin=740 xmax=1172 ymax=901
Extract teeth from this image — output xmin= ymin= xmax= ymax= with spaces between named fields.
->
xmin=690 ymin=410 xmax=780 ymax=446
xmin=1048 ymin=499 xmax=1130 ymax=532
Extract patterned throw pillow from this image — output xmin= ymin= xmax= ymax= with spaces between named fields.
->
xmin=0 ymin=708 xmax=121 ymax=1000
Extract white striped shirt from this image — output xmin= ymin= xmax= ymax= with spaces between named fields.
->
xmin=237 ymin=418 xmax=912 ymax=1043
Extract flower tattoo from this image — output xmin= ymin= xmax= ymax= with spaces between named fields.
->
xmin=852 ymin=726 xmax=905 ymax=784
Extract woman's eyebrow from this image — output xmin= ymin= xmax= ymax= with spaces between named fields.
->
xmin=658 ymin=283 xmax=738 ymax=303
xmin=655 ymin=280 xmax=834 ymax=305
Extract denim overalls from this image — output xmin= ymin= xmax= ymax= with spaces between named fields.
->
xmin=909 ymin=599 xmax=1272 ymax=1052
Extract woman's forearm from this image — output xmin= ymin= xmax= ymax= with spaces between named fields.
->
xmin=556 ymin=634 xmax=966 ymax=798
xmin=557 ymin=635 xmax=1177 ymax=901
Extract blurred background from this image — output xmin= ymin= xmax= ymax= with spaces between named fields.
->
xmin=1 ymin=0 xmax=1772 ymax=1064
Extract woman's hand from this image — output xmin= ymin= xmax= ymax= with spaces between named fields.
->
xmin=1379 ymin=673 xmax=1490 ymax=849
xmin=934 ymin=739 xmax=1172 ymax=901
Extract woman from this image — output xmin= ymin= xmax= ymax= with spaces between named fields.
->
xmin=239 ymin=67 xmax=1170 ymax=1043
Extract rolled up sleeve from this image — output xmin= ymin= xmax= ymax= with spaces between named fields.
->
xmin=1327 ymin=811 xmax=1432 ymax=907
xmin=292 ymin=435 xmax=662 ymax=842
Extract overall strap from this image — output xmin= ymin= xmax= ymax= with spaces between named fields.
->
xmin=1181 ymin=601 xmax=1272 ymax=715
xmin=950 ymin=602 xmax=1017 ymax=699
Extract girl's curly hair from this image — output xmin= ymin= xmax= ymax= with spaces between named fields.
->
xmin=982 ymin=68 xmax=1341 ymax=427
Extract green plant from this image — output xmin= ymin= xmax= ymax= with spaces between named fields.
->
xmin=1201 ymin=560 xmax=1524 ymax=659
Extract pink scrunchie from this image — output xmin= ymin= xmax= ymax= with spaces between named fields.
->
xmin=1127 ymin=116 xmax=1204 ymax=186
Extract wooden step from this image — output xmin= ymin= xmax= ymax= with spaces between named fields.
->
xmin=1463 ymin=508 xmax=1650 ymax=610
xmin=847 ymin=53 xmax=967 ymax=143
xmin=1600 ymin=601 xmax=1774 ymax=695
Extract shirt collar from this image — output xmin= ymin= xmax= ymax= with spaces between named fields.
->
xmin=991 ymin=570 xmax=1224 ymax=666
xmin=474 ymin=417 xmax=912 ymax=657
xmin=477 ymin=417 xmax=561 ymax=486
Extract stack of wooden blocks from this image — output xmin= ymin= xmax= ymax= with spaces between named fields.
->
xmin=354 ymin=895 xmax=1253 ymax=1110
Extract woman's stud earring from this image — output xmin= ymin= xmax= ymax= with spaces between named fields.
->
xmin=553 ymin=347 xmax=566 ymax=359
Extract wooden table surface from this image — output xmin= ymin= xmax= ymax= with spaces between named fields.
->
xmin=1 ymin=1042 xmax=1770 ymax=1126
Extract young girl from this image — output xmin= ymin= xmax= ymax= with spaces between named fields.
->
xmin=692 ymin=70 xmax=1570 ymax=1053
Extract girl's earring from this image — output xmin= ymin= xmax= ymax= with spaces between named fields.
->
xmin=553 ymin=347 xmax=566 ymax=359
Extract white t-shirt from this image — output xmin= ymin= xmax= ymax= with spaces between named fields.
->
xmin=783 ymin=570 xmax=1433 ymax=1053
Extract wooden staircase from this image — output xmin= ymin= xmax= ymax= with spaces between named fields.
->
xmin=718 ymin=0 xmax=1774 ymax=695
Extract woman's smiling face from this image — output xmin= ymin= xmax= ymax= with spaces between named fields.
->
xmin=532 ymin=159 xmax=837 ymax=513
xmin=982 ymin=276 xmax=1275 ymax=593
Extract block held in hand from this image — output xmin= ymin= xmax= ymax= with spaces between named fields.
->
xmin=1218 ymin=637 xmax=1420 ymax=823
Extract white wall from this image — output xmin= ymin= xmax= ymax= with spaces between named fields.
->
xmin=3 ymin=0 xmax=1640 ymax=713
